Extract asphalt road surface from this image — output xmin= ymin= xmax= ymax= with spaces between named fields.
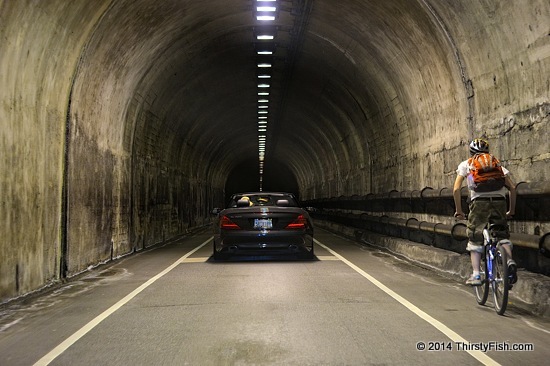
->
xmin=1 ymin=227 xmax=548 ymax=365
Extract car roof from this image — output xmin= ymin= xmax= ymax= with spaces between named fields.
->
xmin=231 ymin=192 xmax=294 ymax=196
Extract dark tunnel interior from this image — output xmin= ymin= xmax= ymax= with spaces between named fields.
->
xmin=1 ymin=0 xmax=549 ymax=299
xmin=226 ymin=158 xmax=299 ymax=203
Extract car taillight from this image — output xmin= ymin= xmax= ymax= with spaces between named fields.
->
xmin=220 ymin=215 xmax=241 ymax=230
xmin=285 ymin=214 xmax=308 ymax=229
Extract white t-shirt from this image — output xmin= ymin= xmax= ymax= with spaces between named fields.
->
xmin=456 ymin=159 xmax=509 ymax=200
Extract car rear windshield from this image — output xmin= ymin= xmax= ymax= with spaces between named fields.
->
xmin=229 ymin=194 xmax=298 ymax=207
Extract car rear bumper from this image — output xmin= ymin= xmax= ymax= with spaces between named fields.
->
xmin=214 ymin=230 xmax=313 ymax=255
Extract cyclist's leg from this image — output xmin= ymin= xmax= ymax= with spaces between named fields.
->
xmin=490 ymin=200 xmax=517 ymax=283
xmin=465 ymin=200 xmax=487 ymax=285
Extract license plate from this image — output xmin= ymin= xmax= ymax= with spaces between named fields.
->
xmin=254 ymin=218 xmax=272 ymax=229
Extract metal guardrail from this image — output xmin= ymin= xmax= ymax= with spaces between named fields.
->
xmin=304 ymin=181 xmax=550 ymax=256
xmin=307 ymin=181 xmax=550 ymax=202
xmin=312 ymin=211 xmax=550 ymax=256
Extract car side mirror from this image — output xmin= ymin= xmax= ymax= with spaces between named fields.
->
xmin=211 ymin=208 xmax=222 ymax=215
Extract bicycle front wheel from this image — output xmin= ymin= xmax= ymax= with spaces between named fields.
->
xmin=475 ymin=247 xmax=489 ymax=305
xmin=492 ymin=245 xmax=509 ymax=315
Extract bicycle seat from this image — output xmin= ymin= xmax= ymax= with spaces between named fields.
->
xmin=487 ymin=223 xmax=509 ymax=239
xmin=487 ymin=223 xmax=507 ymax=231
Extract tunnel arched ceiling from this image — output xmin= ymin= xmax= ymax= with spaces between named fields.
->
xmin=69 ymin=0 xmax=471 ymax=198
xmin=2 ymin=0 xmax=549 ymax=297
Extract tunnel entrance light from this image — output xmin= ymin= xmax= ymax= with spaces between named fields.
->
xmin=256 ymin=2 xmax=277 ymax=21
xmin=257 ymin=6 xmax=276 ymax=12
xmin=257 ymin=15 xmax=275 ymax=21
xmin=257 ymin=34 xmax=274 ymax=40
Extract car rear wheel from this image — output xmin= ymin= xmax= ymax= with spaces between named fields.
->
xmin=212 ymin=242 xmax=226 ymax=260
xmin=300 ymin=245 xmax=315 ymax=260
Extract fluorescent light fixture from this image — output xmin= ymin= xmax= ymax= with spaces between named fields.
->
xmin=258 ymin=99 xmax=269 ymax=103
xmin=258 ymin=116 xmax=268 ymax=119
xmin=257 ymin=6 xmax=276 ymax=12
xmin=257 ymin=50 xmax=273 ymax=55
xmin=257 ymin=35 xmax=274 ymax=40
xmin=258 ymin=121 xmax=267 ymax=124
xmin=258 ymin=63 xmax=272 ymax=68
xmin=258 ymin=111 xmax=268 ymax=114
xmin=258 ymin=105 xmax=268 ymax=109
xmin=258 ymin=83 xmax=270 ymax=88
xmin=258 ymin=75 xmax=271 ymax=79
xmin=258 ymin=92 xmax=269 ymax=96
xmin=257 ymin=15 xmax=275 ymax=21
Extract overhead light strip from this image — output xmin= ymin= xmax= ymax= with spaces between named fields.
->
xmin=254 ymin=1 xmax=278 ymax=190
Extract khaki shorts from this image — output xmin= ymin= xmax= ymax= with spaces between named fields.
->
xmin=466 ymin=198 xmax=509 ymax=251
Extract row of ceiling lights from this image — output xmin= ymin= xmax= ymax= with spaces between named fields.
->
xmin=254 ymin=0 xmax=277 ymax=191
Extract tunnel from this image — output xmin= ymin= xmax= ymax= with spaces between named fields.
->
xmin=1 ymin=0 xmax=549 ymax=303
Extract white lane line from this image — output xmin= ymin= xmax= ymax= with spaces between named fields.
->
xmin=181 ymin=257 xmax=210 ymax=263
xmin=314 ymin=238 xmax=501 ymax=366
xmin=316 ymin=255 xmax=340 ymax=261
xmin=34 ymin=237 xmax=212 ymax=366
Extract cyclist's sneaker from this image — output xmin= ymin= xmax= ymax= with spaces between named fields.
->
xmin=466 ymin=274 xmax=482 ymax=286
xmin=508 ymin=259 xmax=518 ymax=284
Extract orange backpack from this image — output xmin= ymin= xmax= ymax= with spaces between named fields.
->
xmin=467 ymin=153 xmax=506 ymax=192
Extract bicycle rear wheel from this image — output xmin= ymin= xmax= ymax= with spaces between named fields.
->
xmin=492 ymin=245 xmax=509 ymax=315
xmin=475 ymin=247 xmax=489 ymax=305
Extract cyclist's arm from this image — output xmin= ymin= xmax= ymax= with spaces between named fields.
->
xmin=453 ymin=175 xmax=466 ymax=218
xmin=504 ymin=175 xmax=516 ymax=217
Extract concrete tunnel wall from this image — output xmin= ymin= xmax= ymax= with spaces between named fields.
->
xmin=1 ymin=0 xmax=549 ymax=302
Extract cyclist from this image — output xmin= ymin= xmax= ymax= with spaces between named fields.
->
xmin=453 ymin=138 xmax=517 ymax=286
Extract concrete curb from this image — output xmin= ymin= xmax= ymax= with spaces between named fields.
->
xmin=316 ymin=220 xmax=550 ymax=318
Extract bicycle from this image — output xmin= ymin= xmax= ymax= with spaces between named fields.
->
xmin=474 ymin=222 xmax=512 ymax=315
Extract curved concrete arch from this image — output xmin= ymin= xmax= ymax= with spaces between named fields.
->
xmin=1 ymin=0 xmax=548 ymax=300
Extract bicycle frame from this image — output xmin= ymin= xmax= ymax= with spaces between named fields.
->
xmin=474 ymin=223 xmax=510 ymax=315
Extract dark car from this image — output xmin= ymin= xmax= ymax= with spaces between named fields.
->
xmin=211 ymin=192 xmax=314 ymax=259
